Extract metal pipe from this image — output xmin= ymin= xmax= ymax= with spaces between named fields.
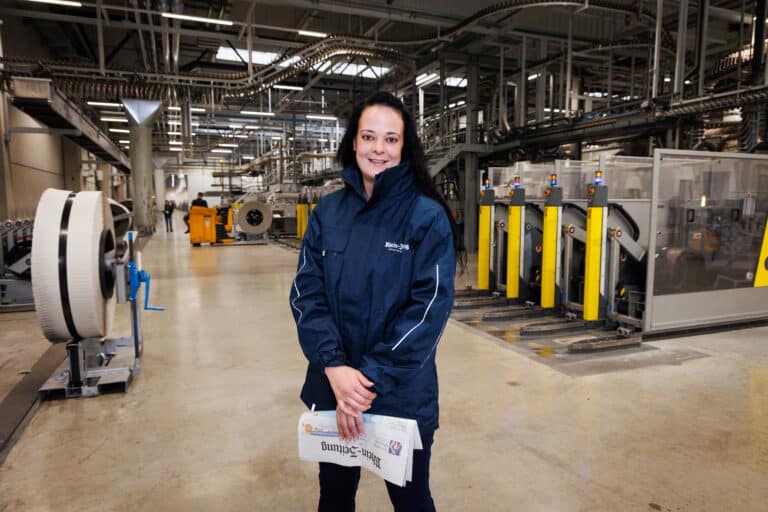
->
xmin=518 ymin=35 xmax=527 ymax=127
xmin=565 ymin=16 xmax=573 ymax=117
xmin=673 ymin=0 xmax=688 ymax=95
xmin=697 ymin=0 xmax=710 ymax=96
xmin=124 ymin=99 xmax=162 ymax=235
xmin=536 ymin=40 xmax=546 ymax=122
xmin=162 ymin=16 xmax=170 ymax=73
xmin=132 ymin=1 xmax=149 ymax=71
xmin=97 ymin=0 xmax=105 ymax=75
xmin=652 ymin=0 xmax=663 ymax=98
xmin=172 ymin=19 xmax=181 ymax=73
xmin=752 ymin=0 xmax=766 ymax=85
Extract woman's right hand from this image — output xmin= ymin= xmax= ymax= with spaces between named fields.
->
xmin=324 ymin=365 xmax=377 ymax=417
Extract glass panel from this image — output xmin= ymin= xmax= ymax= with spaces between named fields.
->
xmin=599 ymin=155 xmax=653 ymax=199
xmin=653 ymin=153 xmax=768 ymax=295
xmin=555 ymin=159 xmax=598 ymax=199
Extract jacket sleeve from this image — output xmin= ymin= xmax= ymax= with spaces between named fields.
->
xmin=289 ymin=204 xmax=346 ymax=369
xmin=358 ymin=211 xmax=456 ymax=395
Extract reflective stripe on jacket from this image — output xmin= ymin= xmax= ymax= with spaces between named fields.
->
xmin=290 ymin=161 xmax=456 ymax=433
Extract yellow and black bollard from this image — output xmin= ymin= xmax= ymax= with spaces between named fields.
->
xmin=477 ymin=188 xmax=494 ymax=290
xmin=583 ymin=172 xmax=608 ymax=321
xmin=296 ymin=194 xmax=307 ymax=239
xmin=755 ymin=219 xmax=768 ymax=287
xmin=505 ymin=178 xmax=525 ymax=300
xmin=540 ymin=174 xmax=562 ymax=309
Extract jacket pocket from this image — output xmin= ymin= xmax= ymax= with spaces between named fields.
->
xmin=321 ymin=229 xmax=349 ymax=313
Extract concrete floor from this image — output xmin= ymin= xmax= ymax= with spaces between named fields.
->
xmin=1 ymin=224 xmax=768 ymax=511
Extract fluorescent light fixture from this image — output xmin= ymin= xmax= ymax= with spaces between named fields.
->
xmin=306 ymin=114 xmax=337 ymax=121
xmin=242 ymin=155 xmax=255 ymax=160
xmin=298 ymin=30 xmax=327 ymax=38
xmin=190 ymin=107 xmax=206 ymax=113
xmin=444 ymin=77 xmax=466 ymax=87
xmin=244 ymin=125 xmax=260 ymax=130
xmin=167 ymin=131 xmax=182 ymax=136
xmin=109 ymin=128 xmax=130 ymax=134
xmin=241 ymin=110 xmax=275 ymax=116
xmin=170 ymin=147 xmax=183 ymax=152
xmin=211 ymin=148 xmax=232 ymax=153
xmin=416 ymin=72 xmax=439 ymax=87
xmin=527 ymin=73 xmax=540 ymax=81
xmin=28 ymin=0 xmax=82 ymax=7
xmin=87 ymin=101 xmax=121 ymax=108
xmin=161 ymin=12 xmax=233 ymax=26
xmin=229 ymin=124 xmax=243 ymax=129
xmin=271 ymin=136 xmax=283 ymax=140
xmin=684 ymin=79 xmax=692 ymax=85
xmin=167 ymin=120 xmax=181 ymax=125
xmin=317 ymin=138 xmax=328 ymax=142
xmin=219 ymin=143 xmax=239 ymax=147
xmin=169 ymin=141 xmax=183 ymax=145
xmin=118 ymin=139 xmax=130 ymax=144
xmin=234 ymin=134 xmax=249 ymax=139
xmin=101 ymin=117 xmax=128 ymax=123
xmin=273 ymin=84 xmax=303 ymax=91
xmin=664 ymin=76 xmax=672 ymax=83
xmin=288 ymin=137 xmax=294 ymax=141
xmin=167 ymin=106 xmax=181 ymax=111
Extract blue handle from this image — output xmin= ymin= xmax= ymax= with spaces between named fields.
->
xmin=127 ymin=261 xmax=165 ymax=312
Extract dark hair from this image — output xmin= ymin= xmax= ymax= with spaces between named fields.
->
xmin=336 ymin=91 xmax=466 ymax=270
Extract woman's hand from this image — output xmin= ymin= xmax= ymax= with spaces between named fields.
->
xmin=324 ymin=365 xmax=376 ymax=418
xmin=336 ymin=406 xmax=364 ymax=442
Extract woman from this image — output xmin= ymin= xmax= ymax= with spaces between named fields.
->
xmin=290 ymin=91 xmax=464 ymax=511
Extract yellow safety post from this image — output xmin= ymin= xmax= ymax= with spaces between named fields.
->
xmin=754 ymin=221 xmax=768 ymax=287
xmin=296 ymin=195 xmax=307 ymax=239
xmin=583 ymin=178 xmax=608 ymax=320
xmin=310 ymin=192 xmax=318 ymax=212
xmin=506 ymin=180 xmax=525 ymax=299
xmin=540 ymin=175 xmax=562 ymax=309
xmin=477 ymin=189 xmax=494 ymax=290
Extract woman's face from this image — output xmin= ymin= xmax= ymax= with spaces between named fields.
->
xmin=353 ymin=104 xmax=404 ymax=184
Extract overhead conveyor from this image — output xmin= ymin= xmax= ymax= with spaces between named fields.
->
xmin=8 ymin=77 xmax=130 ymax=173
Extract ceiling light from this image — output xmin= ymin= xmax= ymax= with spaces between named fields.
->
xmin=190 ymin=107 xmax=206 ymax=113
xmin=288 ymin=137 xmax=294 ymax=141
xmin=161 ymin=12 xmax=233 ymax=26
xmin=664 ymin=76 xmax=672 ymax=83
xmin=169 ymin=141 xmax=183 ymax=145
xmin=87 ymin=101 xmax=121 ymax=108
xmin=527 ymin=73 xmax=540 ymax=81
xmin=118 ymin=139 xmax=129 ymax=144
xmin=229 ymin=124 xmax=243 ymax=129
xmin=415 ymin=72 xmax=439 ymax=87
xmin=101 ymin=117 xmax=128 ymax=123
xmin=271 ymin=136 xmax=283 ymax=140
xmin=306 ymin=114 xmax=337 ymax=121
xmin=234 ymin=134 xmax=249 ymax=138
xmin=219 ymin=143 xmax=238 ymax=147
xmin=242 ymin=155 xmax=255 ymax=160
xmin=273 ymin=84 xmax=303 ymax=91
xmin=109 ymin=128 xmax=130 ymax=134
xmin=684 ymin=79 xmax=692 ymax=85
xmin=170 ymin=147 xmax=183 ymax=152
xmin=211 ymin=148 xmax=232 ymax=153
xmin=244 ymin=125 xmax=260 ymax=130
xmin=167 ymin=120 xmax=181 ymax=125
xmin=298 ymin=30 xmax=327 ymax=38
xmin=241 ymin=110 xmax=275 ymax=116
xmin=167 ymin=106 xmax=181 ymax=111
xmin=28 ymin=0 xmax=82 ymax=7
xmin=318 ymin=138 xmax=328 ymax=142
xmin=167 ymin=131 xmax=182 ymax=136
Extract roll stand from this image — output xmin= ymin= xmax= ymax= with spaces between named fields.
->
xmin=39 ymin=233 xmax=163 ymax=399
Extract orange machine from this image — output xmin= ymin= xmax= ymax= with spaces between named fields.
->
xmin=188 ymin=206 xmax=217 ymax=246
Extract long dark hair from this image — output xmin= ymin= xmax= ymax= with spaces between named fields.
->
xmin=336 ymin=91 xmax=466 ymax=270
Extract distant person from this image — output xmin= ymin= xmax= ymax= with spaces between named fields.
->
xmin=163 ymin=200 xmax=175 ymax=232
xmin=184 ymin=193 xmax=209 ymax=233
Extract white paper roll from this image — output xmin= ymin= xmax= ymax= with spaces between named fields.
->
xmin=31 ymin=189 xmax=116 ymax=342
xmin=237 ymin=201 xmax=272 ymax=235
xmin=31 ymin=189 xmax=71 ymax=341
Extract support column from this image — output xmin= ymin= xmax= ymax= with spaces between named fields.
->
xmin=154 ymin=168 xmax=166 ymax=204
xmin=673 ymin=0 xmax=689 ymax=96
xmin=652 ymin=0 xmax=664 ymax=98
xmin=536 ymin=40 xmax=547 ymax=123
xmin=98 ymin=162 xmax=112 ymax=198
xmin=124 ymin=99 xmax=162 ymax=236
xmin=0 ymin=20 xmax=14 ymax=219
xmin=697 ymin=0 xmax=710 ymax=96
xmin=516 ymin=36 xmax=527 ymax=128
xmin=464 ymin=56 xmax=480 ymax=253
xmin=62 ymin=138 xmax=83 ymax=191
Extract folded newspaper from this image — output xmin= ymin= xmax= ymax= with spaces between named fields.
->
xmin=298 ymin=410 xmax=423 ymax=487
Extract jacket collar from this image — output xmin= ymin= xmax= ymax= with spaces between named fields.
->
xmin=341 ymin=160 xmax=414 ymax=205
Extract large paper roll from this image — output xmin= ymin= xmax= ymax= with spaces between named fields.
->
xmin=32 ymin=189 xmax=116 ymax=342
xmin=237 ymin=200 xmax=272 ymax=235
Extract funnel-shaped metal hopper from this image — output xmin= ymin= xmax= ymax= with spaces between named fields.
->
xmin=123 ymin=99 xmax=162 ymax=235
xmin=123 ymin=99 xmax=162 ymax=127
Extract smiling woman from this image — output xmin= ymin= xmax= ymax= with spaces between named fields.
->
xmin=289 ymin=91 xmax=465 ymax=512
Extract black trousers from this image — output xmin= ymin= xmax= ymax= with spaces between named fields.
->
xmin=317 ymin=431 xmax=435 ymax=512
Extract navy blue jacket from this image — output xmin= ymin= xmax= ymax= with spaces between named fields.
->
xmin=290 ymin=161 xmax=456 ymax=433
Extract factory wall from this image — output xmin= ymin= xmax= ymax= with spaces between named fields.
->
xmin=7 ymin=106 xmax=65 ymax=217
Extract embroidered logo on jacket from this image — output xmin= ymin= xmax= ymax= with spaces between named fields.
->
xmin=385 ymin=241 xmax=410 ymax=253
